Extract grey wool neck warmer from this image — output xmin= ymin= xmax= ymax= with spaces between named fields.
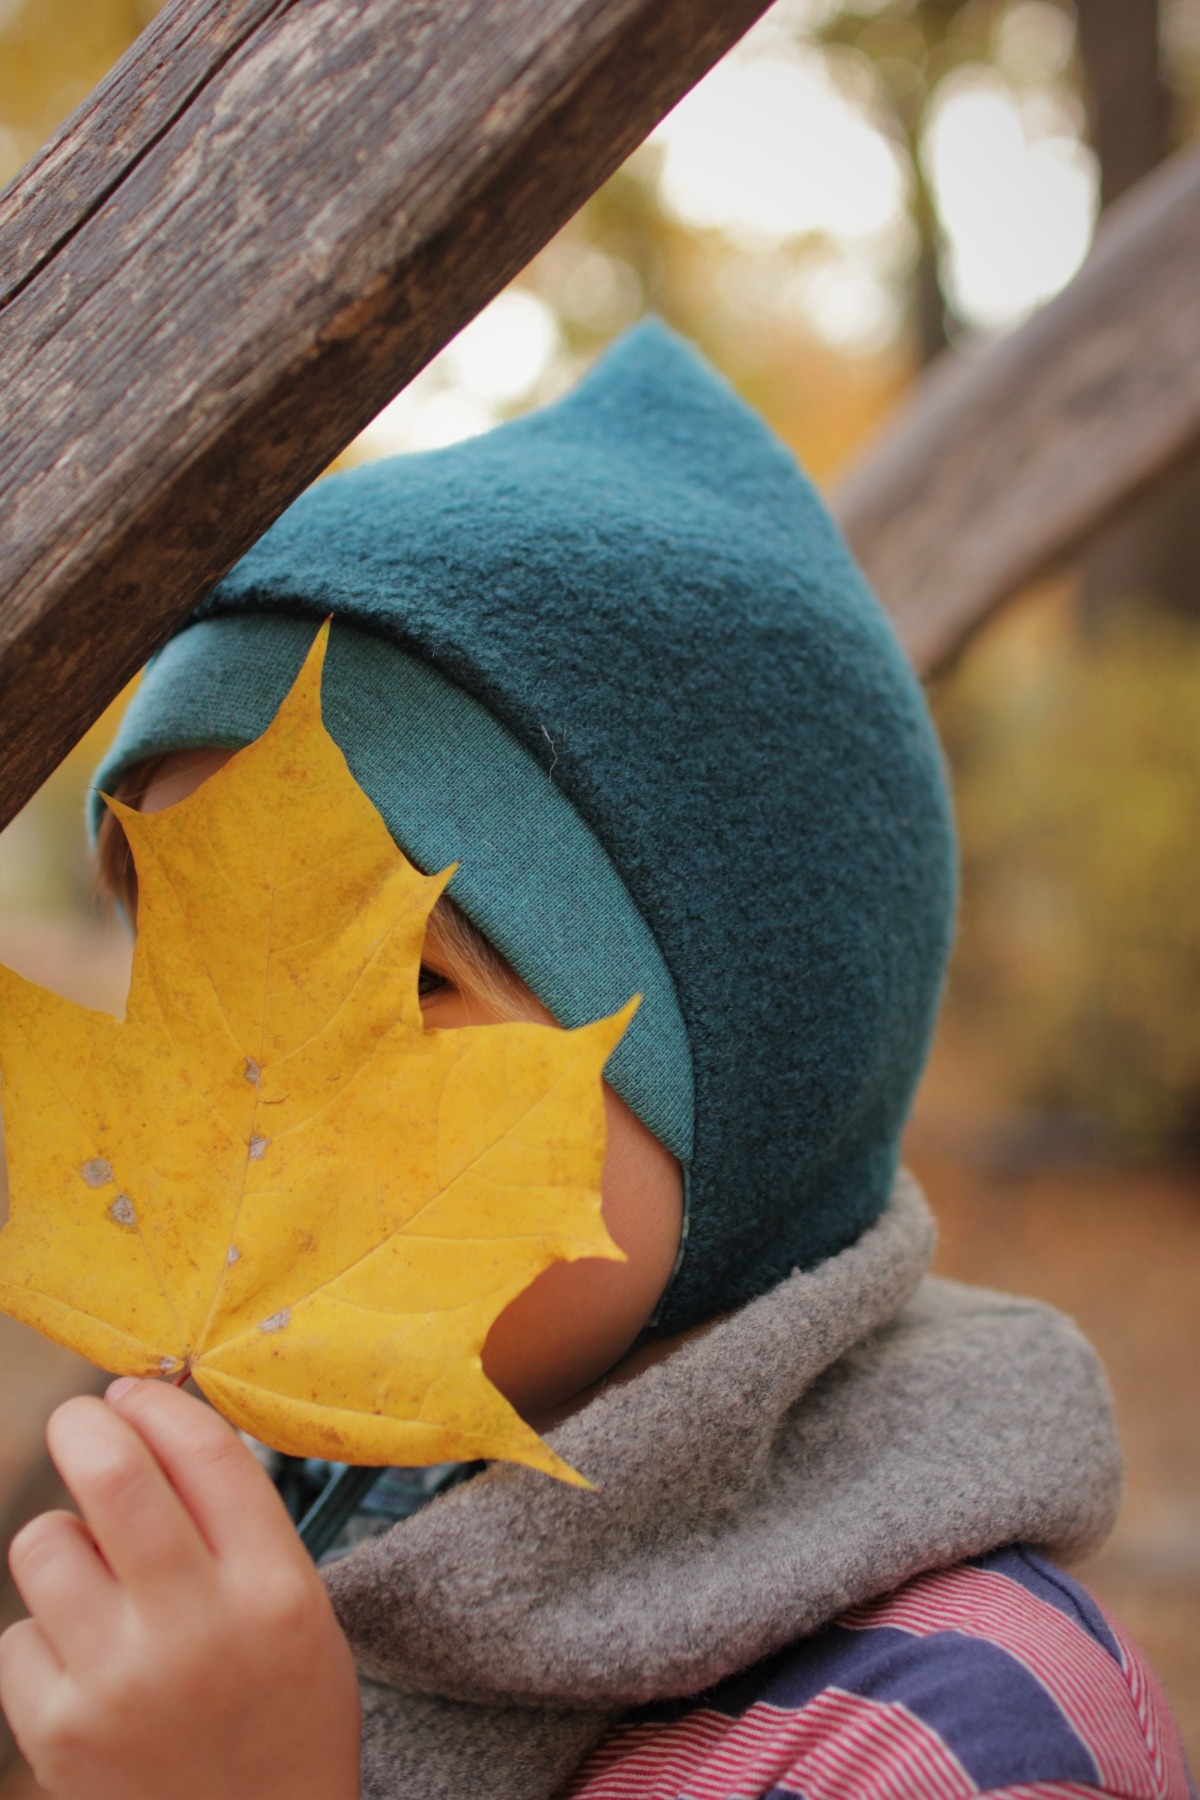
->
xmin=323 ymin=1175 xmax=1122 ymax=1800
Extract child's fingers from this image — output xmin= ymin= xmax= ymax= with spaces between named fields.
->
xmin=45 ymin=1394 xmax=213 ymax=1606
xmin=0 ymin=1615 xmax=64 ymax=1751
xmin=7 ymin=1510 xmax=118 ymax=1672
xmin=104 ymin=1379 xmax=301 ymax=1569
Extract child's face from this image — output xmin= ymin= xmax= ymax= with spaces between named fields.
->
xmin=138 ymin=752 xmax=684 ymax=1426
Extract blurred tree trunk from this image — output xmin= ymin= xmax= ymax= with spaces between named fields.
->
xmin=907 ymin=0 xmax=963 ymax=364
xmin=1076 ymin=0 xmax=1200 ymax=622
xmin=909 ymin=124 xmax=950 ymax=365
xmin=820 ymin=0 xmax=962 ymax=364
xmin=1076 ymin=0 xmax=1170 ymax=208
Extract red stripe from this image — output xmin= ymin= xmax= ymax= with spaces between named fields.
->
xmin=566 ymin=1566 xmax=1191 ymax=1800
xmin=575 ymin=1711 xmax=730 ymax=1778
xmin=776 ymin=1689 xmax=976 ymax=1800
xmin=567 ymin=1713 xmax=737 ymax=1799
xmin=972 ymin=1786 xmax=1127 ymax=1799
xmin=565 ymin=1691 xmax=975 ymax=1800
xmin=1104 ymin=1610 xmax=1194 ymax=1799
xmin=566 ymin=1710 xmax=735 ymax=1798
xmin=842 ymin=1564 xmax=1176 ymax=1797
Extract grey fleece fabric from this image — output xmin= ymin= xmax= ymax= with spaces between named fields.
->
xmin=324 ymin=1176 xmax=1122 ymax=1800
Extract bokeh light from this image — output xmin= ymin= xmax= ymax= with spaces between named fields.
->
xmin=344 ymin=0 xmax=1101 ymax=455
xmin=922 ymin=65 xmax=1098 ymax=331
xmin=651 ymin=48 xmax=908 ymax=247
xmin=354 ymin=290 xmax=562 ymax=456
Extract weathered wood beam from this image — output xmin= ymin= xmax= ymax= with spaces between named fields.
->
xmin=0 ymin=0 xmax=288 ymax=306
xmin=834 ymin=144 xmax=1200 ymax=676
xmin=0 ymin=0 xmax=770 ymax=831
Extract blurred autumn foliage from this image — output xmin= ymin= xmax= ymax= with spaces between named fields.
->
xmin=937 ymin=591 xmax=1200 ymax=1157
xmin=0 ymin=0 xmax=162 ymax=178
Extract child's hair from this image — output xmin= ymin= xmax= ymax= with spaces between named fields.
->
xmin=94 ymin=759 xmax=531 ymax=1024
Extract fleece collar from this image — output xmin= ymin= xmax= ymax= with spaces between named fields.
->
xmin=324 ymin=1175 xmax=1122 ymax=1800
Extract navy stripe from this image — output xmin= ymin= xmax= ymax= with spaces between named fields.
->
xmin=618 ymin=1553 xmax=1178 ymax=1797
xmin=638 ymin=1621 xmax=1101 ymax=1791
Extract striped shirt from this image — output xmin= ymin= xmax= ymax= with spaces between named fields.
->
xmin=563 ymin=1548 xmax=1196 ymax=1800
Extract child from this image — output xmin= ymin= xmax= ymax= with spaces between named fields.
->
xmin=1 ymin=324 xmax=1193 ymax=1800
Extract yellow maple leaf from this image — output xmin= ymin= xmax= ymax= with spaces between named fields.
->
xmin=0 ymin=625 xmax=633 ymax=1485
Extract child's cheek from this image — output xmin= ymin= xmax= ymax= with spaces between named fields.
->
xmin=482 ymin=1085 xmax=682 ymax=1422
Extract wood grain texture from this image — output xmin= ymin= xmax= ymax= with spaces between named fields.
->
xmin=0 ymin=0 xmax=770 ymax=831
xmin=834 ymin=144 xmax=1200 ymax=676
xmin=0 ymin=0 xmax=289 ymax=305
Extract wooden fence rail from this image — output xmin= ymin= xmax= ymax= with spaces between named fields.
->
xmin=0 ymin=0 xmax=771 ymax=834
xmin=835 ymin=142 xmax=1200 ymax=674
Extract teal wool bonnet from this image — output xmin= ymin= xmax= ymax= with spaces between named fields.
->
xmin=95 ymin=322 xmax=957 ymax=1334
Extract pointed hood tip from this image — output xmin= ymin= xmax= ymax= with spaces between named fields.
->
xmin=563 ymin=315 xmax=747 ymax=412
xmin=529 ymin=316 xmax=804 ymax=499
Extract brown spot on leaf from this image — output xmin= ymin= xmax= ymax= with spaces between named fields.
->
xmin=81 ymin=1159 xmax=114 ymax=1188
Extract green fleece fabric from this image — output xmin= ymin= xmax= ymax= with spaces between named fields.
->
xmin=94 ymin=321 xmax=957 ymax=1334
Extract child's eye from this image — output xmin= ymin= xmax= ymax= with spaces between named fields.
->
xmin=418 ymin=965 xmax=450 ymax=998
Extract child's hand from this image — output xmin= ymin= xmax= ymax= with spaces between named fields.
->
xmin=0 ymin=1380 xmax=361 ymax=1800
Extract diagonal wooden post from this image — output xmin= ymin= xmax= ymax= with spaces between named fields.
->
xmin=834 ymin=143 xmax=1200 ymax=676
xmin=0 ymin=0 xmax=771 ymax=832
